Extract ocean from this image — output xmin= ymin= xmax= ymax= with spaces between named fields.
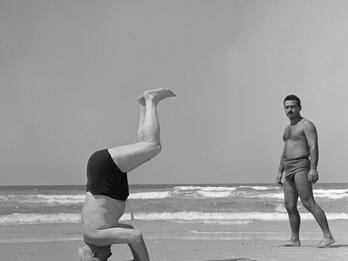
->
xmin=0 ymin=183 xmax=348 ymax=243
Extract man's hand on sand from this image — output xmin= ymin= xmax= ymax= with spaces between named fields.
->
xmin=308 ymin=169 xmax=319 ymax=184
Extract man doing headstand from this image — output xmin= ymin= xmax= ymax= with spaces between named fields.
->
xmin=79 ymin=88 xmax=175 ymax=261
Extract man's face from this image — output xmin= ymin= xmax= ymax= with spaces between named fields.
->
xmin=284 ymin=100 xmax=301 ymax=119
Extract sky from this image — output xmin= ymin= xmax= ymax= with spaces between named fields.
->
xmin=1 ymin=0 xmax=348 ymax=185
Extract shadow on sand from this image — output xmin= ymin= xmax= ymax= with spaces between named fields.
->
xmin=326 ymin=244 xmax=348 ymax=248
xmin=205 ymin=259 xmax=258 ymax=261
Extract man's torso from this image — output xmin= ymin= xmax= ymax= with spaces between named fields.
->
xmin=283 ymin=118 xmax=310 ymax=160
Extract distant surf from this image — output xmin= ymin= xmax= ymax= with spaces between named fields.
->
xmin=1 ymin=183 xmax=347 ymax=225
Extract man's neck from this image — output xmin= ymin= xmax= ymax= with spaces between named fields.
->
xmin=290 ymin=115 xmax=302 ymax=125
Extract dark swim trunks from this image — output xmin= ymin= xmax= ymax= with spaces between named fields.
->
xmin=283 ymin=157 xmax=310 ymax=179
xmin=86 ymin=149 xmax=129 ymax=201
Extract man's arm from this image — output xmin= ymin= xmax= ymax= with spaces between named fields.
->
xmin=304 ymin=121 xmax=319 ymax=183
xmin=276 ymin=148 xmax=285 ymax=186
xmin=276 ymin=128 xmax=287 ymax=186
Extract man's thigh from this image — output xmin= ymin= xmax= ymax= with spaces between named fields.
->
xmin=283 ymin=177 xmax=299 ymax=204
xmin=294 ymin=170 xmax=314 ymax=201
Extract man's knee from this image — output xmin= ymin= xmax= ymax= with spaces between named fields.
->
xmin=129 ymin=230 xmax=144 ymax=244
xmin=284 ymin=201 xmax=297 ymax=213
xmin=300 ymin=198 xmax=316 ymax=211
xmin=150 ymin=142 xmax=161 ymax=155
xmin=145 ymin=142 xmax=161 ymax=158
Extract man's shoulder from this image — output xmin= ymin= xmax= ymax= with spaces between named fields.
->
xmin=301 ymin=118 xmax=317 ymax=131
xmin=301 ymin=118 xmax=315 ymax=126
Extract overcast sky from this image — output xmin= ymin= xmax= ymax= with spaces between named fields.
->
xmin=1 ymin=0 xmax=348 ymax=185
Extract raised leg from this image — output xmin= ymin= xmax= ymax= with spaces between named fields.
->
xmin=294 ymin=172 xmax=335 ymax=247
xmin=137 ymin=95 xmax=146 ymax=141
xmin=108 ymin=88 xmax=175 ymax=173
xmin=283 ymin=176 xmax=301 ymax=246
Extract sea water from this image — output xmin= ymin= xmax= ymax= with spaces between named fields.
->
xmin=0 ymin=183 xmax=347 ymax=242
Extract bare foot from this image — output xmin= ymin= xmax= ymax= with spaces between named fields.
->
xmin=282 ymin=239 xmax=301 ymax=247
xmin=318 ymin=237 xmax=335 ymax=248
xmin=137 ymin=94 xmax=145 ymax=105
xmin=144 ymin=88 xmax=176 ymax=103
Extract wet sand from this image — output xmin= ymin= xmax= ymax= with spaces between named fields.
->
xmin=0 ymin=220 xmax=347 ymax=260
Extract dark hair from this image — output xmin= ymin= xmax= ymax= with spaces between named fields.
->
xmin=283 ymin=94 xmax=301 ymax=107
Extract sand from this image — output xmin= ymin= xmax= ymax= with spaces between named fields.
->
xmin=0 ymin=220 xmax=347 ymax=261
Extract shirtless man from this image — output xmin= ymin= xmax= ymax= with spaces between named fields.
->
xmin=79 ymin=88 xmax=175 ymax=261
xmin=276 ymin=94 xmax=335 ymax=248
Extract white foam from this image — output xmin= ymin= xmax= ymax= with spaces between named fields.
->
xmin=201 ymin=220 xmax=252 ymax=225
xmin=0 ymin=213 xmax=81 ymax=224
xmin=197 ymin=191 xmax=233 ymax=198
xmin=313 ymin=189 xmax=348 ymax=199
xmin=0 ymin=194 xmax=85 ymax=205
xmin=246 ymin=193 xmax=284 ymax=199
xmin=1 ymin=211 xmax=347 ymax=225
xmin=36 ymin=194 xmax=86 ymax=204
xmin=1 ymin=187 xmax=346 ymax=203
xmin=238 ymin=186 xmax=278 ymax=190
xmin=128 ymin=191 xmax=171 ymax=199
xmin=174 ymin=186 xmax=237 ymax=192
xmin=314 ymin=189 xmax=348 ymax=194
xmin=122 ymin=211 xmax=348 ymax=222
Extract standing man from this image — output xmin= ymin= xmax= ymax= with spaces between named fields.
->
xmin=276 ymin=94 xmax=335 ymax=248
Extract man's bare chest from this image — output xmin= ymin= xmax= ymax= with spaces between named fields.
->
xmin=284 ymin=125 xmax=306 ymax=141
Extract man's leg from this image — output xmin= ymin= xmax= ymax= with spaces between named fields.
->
xmin=294 ymin=172 xmax=335 ymax=247
xmin=108 ymin=88 xmax=175 ymax=173
xmin=136 ymin=94 xmax=146 ymax=141
xmin=116 ymin=222 xmax=138 ymax=259
xmin=83 ymin=225 xmax=150 ymax=261
xmin=98 ymin=89 xmax=175 ymax=261
xmin=283 ymin=176 xmax=301 ymax=246
xmin=81 ymin=225 xmax=136 ymax=261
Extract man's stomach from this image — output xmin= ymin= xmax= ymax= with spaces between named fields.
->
xmin=284 ymin=141 xmax=309 ymax=160
xmin=81 ymin=192 xmax=126 ymax=230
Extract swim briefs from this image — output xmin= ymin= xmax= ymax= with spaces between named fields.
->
xmin=283 ymin=157 xmax=310 ymax=179
xmin=86 ymin=149 xmax=129 ymax=201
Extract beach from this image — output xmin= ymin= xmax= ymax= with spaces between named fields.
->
xmin=0 ymin=220 xmax=347 ymax=260
xmin=0 ymin=184 xmax=347 ymax=260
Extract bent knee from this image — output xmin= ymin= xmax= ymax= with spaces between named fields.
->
xmin=82 ymin=225 xmax=99 ymax=245
xmin=128 ymin=230 xmax=144 ymax=244
xmin=148 ymin=142 xmax=161 ymax=155
xmin=142 ymin=142 xmax=161 ymax=160
xmin=82 ymin=224 xmax=109 ymax=246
